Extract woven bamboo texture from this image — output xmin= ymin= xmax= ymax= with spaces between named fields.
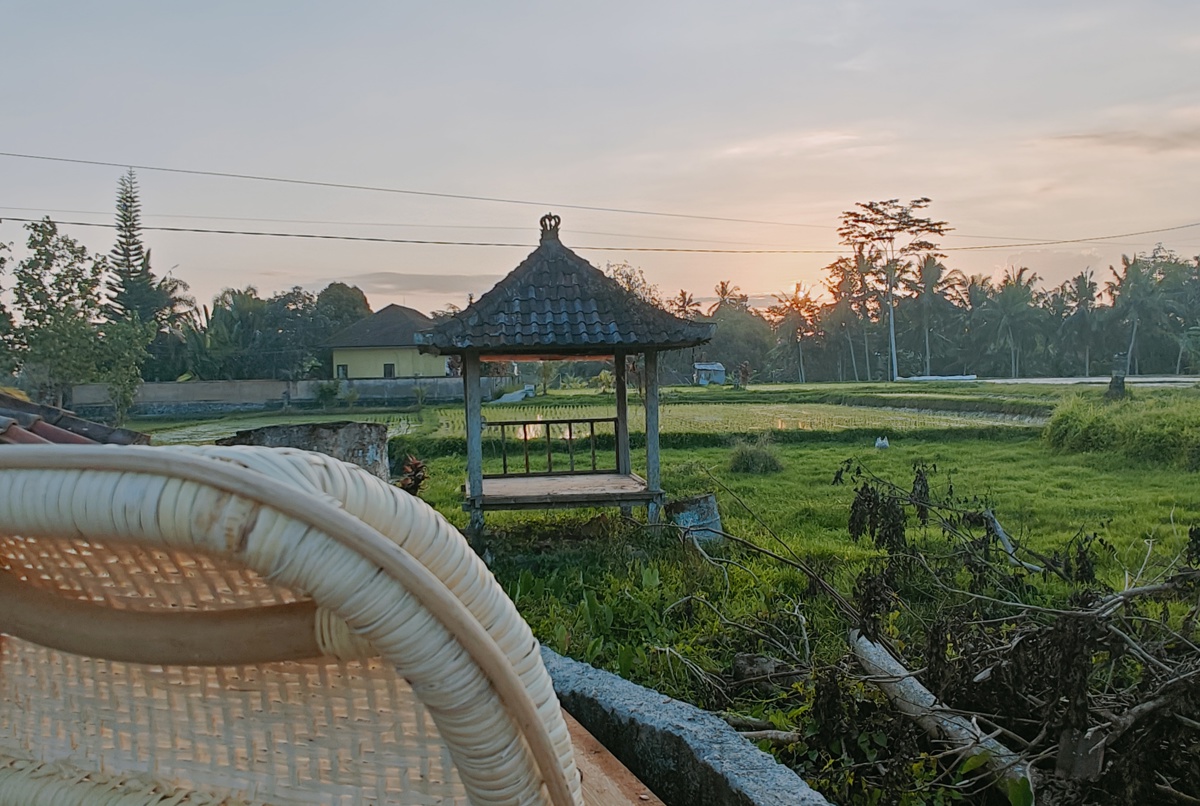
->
xmin=0 ymin=445 xmax=584 ymax=806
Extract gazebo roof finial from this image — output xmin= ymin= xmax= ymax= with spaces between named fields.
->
xmin=539 ymin=212 xmax=561 ymax=242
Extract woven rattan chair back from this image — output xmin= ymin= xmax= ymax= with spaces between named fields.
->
xmin=0 ymin=445 xmax=582 ymax=806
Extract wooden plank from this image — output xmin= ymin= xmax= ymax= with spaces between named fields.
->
xmin=566 ymin=710 xmax=663 ymax=806
xmin=469 ymin=472 xmax=656 ymax=509
xmin=614 ymin=351 xmax=631 ymax=475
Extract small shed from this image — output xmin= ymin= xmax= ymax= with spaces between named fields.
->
xmin=417 ymin=214 xmax=713 ymax=531
xmin=693 ymin=362 xmax=726 ymax=386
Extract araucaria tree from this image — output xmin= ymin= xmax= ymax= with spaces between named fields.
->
xmin=106 ymin=169 xmax=194 ymax=381
xmin=838 ymin=198 xmax=950 ymax=381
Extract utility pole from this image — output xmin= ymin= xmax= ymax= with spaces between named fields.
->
xmin=887 ymin=260 xmax=899 ymax=382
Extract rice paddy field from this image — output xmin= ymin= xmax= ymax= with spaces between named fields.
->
xmin=138 ymin=385 xmax=1048 ymax=446
xmin=128 ymin=381 xmax=1200 ymax=805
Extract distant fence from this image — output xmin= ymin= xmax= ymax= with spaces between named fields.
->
xmin=71 ymin=377 xmax=507 ymax=418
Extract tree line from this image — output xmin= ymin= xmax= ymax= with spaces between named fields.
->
xmin=0 ymin=170 xmax=373 ymax=420
xmin=4 ymin=184 xmax=1197 ymax=421
xmin=652 ymin=199 xmax=1200 ymax=383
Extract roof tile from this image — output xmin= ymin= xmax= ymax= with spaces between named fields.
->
xmin=418 ymin=217 xmax=713 ymax=356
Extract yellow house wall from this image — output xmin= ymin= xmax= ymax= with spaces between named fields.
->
xmin=332 ymin=347 xmax=448 ymax=379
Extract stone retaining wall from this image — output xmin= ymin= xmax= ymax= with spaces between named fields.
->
xmin=541 ymin=647 xmax=831 ymax=806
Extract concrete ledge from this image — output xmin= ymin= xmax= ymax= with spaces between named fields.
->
xmin=541 ymin=647 xmax=831 ymax=806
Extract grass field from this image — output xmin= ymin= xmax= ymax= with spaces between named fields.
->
xmin=128 ymin=381 xmax=1200 ymax=804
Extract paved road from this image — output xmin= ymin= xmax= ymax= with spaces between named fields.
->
xmin=979 ymin=375 xmax=1197 ymax=386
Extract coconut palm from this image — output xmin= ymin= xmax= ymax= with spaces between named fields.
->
xmin=1060 ymin=270 xmax=1099 ymax=376
xmin=822 ymin=256 xmax=862 ymax=381
xmin=668 ymin=289 xmax=702 ymax=320
xmin=709 ymin=280 xmax=749 ymax=314
xmin=903 ymin=254 xmax=955 ymax=376
xmin=767 ymin=284 xmax=820 ymax=383
xmin=1107 ymin=254 xmax=1169 ymax=375
xmin=986 ymin=268 xmax=1041 ymax=378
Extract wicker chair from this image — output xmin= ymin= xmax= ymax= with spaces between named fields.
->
xmin=0 ymin=444 xmax=583 ymax=805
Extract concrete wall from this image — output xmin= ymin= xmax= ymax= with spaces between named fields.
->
xmin=332 ymin=346 xmax=448 ymax=380
xmin=541 ymin=648 xmax=830 ymax=806
xmin=72 ymin=376 xmax=506 ymax=418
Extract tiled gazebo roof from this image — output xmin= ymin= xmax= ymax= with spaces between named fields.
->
xmin=416 ymin=214 xmax=713 ymax=357
xmin=0 ymin=390 xmax=149 ymax=445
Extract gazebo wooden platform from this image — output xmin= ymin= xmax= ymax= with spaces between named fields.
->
xmin=418 ymin=214 xmax=713 ymax=531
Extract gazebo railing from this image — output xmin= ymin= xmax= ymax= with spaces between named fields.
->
xmin=483 ymin=417 xmax=618 ymax=478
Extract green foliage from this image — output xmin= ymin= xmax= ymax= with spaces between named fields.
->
xmin=10 ymin=219 xmax=108 ymax=404
xmin=177 ymin=283 xmax=371 ymax=381
xmin=314 ymin=380 xmax=340 ymax=410
xmin=729 ymin=434 xmax=784 ymax=473
xmin=97 ymin=319 xmax=155 ymax=425
xmin=0 ymin=241 xmax=17 ymax=378
xmin=1046 ymin=393 xmax=1200 ymax=470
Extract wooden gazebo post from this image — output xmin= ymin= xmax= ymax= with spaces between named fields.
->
xmin=463 ymin=350 xmax=484 ymax=533
xmin=644 ymin=349 xmax=661 ymax=522
xmin=614 ymin=350 xmax=631 ymax=476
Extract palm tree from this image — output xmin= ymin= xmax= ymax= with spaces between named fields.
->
xmin=1156 ymin=254 xmax=1200 ymax=374
xmin=1107 ymin=254 xmax=1168 ymax=375
xmin=949 ymin=273 xmax=994 ymax=375
xmin=852 ymin=250 xmax=878 ymax=380
xmin=668 ymin=289 xmax=701 ymax=320
xmin=709 ymin=280 xmax=748 ymax=314
xmin=767 ymin=284 xmax=819 ymax=383
xmin=822 ymin=256 xmax=862 ymax=381
xmin=903 ymin=254 xmax=953 ymax=376
xmin=987 ymin=268 xmax=1041 ymax=378
xmin=1061 ymin=270 xmax=1098 ymax=376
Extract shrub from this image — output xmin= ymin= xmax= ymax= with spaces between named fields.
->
xmin=314 ymin=381 xmax=339 ymax=411
xmin=729 ymin=434 xmax=783 ymax=474
xmin=1046 ymin=393 xmax=1200 ymax=470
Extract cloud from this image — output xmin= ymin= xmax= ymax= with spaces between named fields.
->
xmin=1052 ymin=127 xmax=1200 ymax=154
xmin=329 ymin=271 xmax=503 ymax=296
xmin=715 ymin=129 xmax=870 ymax=159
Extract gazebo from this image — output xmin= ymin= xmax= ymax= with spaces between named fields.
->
xmin=417 ymin=214 xmax=713 ymax=532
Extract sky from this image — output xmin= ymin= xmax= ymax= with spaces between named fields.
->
xmin=2 ymin=1 xmax=1200 ymax=314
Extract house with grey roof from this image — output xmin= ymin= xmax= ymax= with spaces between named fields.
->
xmin=327 ymin=304 xmax=448 ymax=380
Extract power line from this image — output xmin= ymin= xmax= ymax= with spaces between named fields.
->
xmin=0 ymin=206 xmax=785 ymax=247
xmin=7 ymin=152 xmax=1197 ymax=248
xmin=0 ymin=151 xmax=831 ymax=229
xmin=0 ymin=217 xmax=847 ymax=253
xmin=942 ymin=221 xmax=1200 ymax=251
xmin=4 ymin=215 xmax=1198 ymax=255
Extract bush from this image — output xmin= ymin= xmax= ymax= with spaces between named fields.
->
xmin=314 ymin=380 xmax=339 ymax=411
xmin=1045 ymin=393 xmax=1200 ymax=470
xmin=729 ymin=434 xmax=783 ymax=474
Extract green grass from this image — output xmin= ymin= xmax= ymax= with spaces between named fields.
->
xmin=420 ymin=432 xmax=1198 ymax=567
xmin=133 ymin=391 xmax=1200 ymax=803
xmin=1046 ymin=391 xmax=1200 ymax=470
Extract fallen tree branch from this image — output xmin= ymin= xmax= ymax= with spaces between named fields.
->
xmin=738 ymin=729 xmax=804 ymax=746
xmin=850 ymin=628 xmax=1036 ymax=802
xmin=982 ymin=509 xmax=1044 ymax=574
xmin=720 ymin=712 xmax=774 ymax=731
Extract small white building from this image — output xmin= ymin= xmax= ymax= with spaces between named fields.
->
xmin=693 ymin=362 xmax=726 ymax=386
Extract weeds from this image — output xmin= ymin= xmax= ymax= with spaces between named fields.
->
xmin=729 ymin=434 xmax=784 ymax=474
xmin=1046 ymin=393 xmax=1200 ymax=470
